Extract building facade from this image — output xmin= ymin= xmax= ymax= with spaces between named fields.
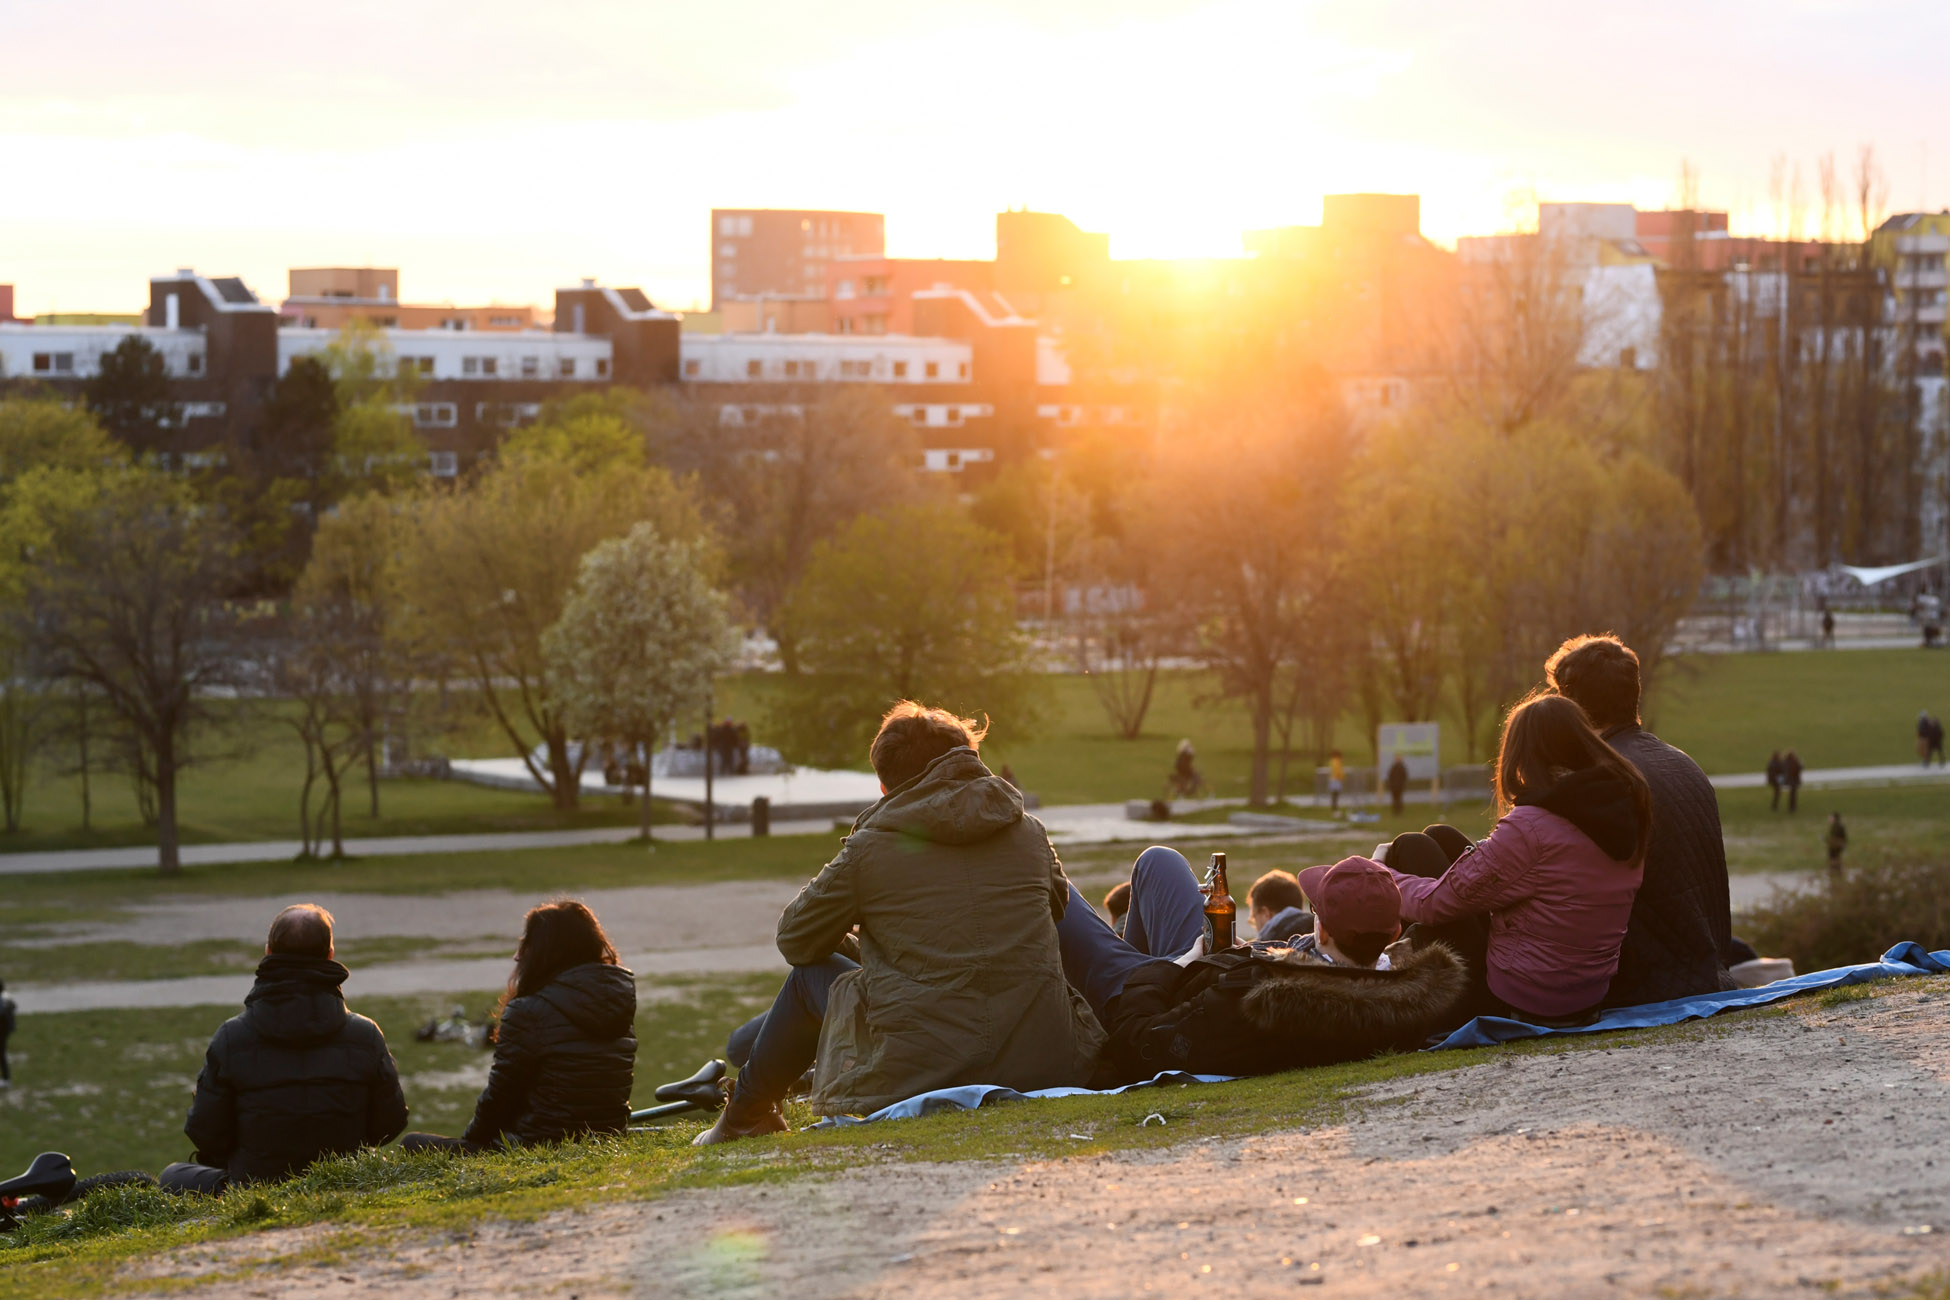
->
xmin=709 ymin=209 xmax=884 ymax=310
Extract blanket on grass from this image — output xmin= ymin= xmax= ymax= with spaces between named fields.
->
xmin=823 ymin=943 xmax=1950 ymax=1125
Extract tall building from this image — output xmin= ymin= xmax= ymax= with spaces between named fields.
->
xmin=709 ymin=209 xmax=884 ymax=310
xmin=0 ymin=285 xmax=17 ymax=324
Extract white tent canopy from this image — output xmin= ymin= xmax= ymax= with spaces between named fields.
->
xmin=1837 ymin=556 xmax=1947 ymax=588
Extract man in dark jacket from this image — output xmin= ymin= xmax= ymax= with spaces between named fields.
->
xmin=161 ymin=904 xmax=408 ymax=1193
xmin=1546 ymin=635 xmax=1736 ymax=1006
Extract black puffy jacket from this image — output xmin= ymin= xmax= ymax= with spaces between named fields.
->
xmin=464 ymin=962 xmax=636 ymax=1148
xmin=184 ymin=955 xmax=408 ymax=1183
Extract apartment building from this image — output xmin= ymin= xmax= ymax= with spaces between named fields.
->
xmin=282 ymin=267 xmax=539 ymax=332
xmin=709 ymin=209 xmax=884 ymax=310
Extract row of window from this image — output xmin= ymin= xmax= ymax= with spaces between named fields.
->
xmin=409 ymin=402 xmax=548 ymax=428
xmin=30 ymin=351 xmax=203 ymax=376
xmin=682 ymin=357 xmax=966 ymax=381
xmin=456 ymin=355 xmax=608 ymax=379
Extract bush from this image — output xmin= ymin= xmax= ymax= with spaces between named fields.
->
xmin=1744 ymin=857 xmax=1950 ymax=972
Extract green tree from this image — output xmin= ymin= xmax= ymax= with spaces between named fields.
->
xmin=543 ymin=522 xmax=733 ymax=839
xmin=85 ymin=335 xmax=173 ymax=456
xmin=12 ymin=465 xmax=245 ymax=872
xmin=398 ymin=436 xmax=708 ymax=809
xmin=774 ymin=503 xmax=1036 ymax=767
xmin=320 ymin=322 xmax=424 ymax=499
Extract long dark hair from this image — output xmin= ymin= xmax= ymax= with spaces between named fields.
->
xmin=500 ymin=899 xmax=619 ymax=1014
xmin=1495 ymin=690 xmax=1652 ymax=865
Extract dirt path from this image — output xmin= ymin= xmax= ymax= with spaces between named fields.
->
xmin=132 ymin=979 xmax=1950 ymax=1299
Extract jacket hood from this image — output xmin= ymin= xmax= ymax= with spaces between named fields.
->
xmin=1520 ymin=766 xmax=1642 ymax=861
xmin=1240 ymin=942 xmax=1468 ymax=1044
xmin=534 ymin=962 xmax=637 ymax=1039
xmin=243 ymin=954 xmax=351 ymax=1046
xmin=857 ymin=746 xmax=1023 ymax=846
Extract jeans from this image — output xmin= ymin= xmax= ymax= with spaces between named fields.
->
xmin=1390 ymin=825 xmax=1494 ymax=1028
xmin=730 ymin=954 xmax=858 ymax=1108
xmin=1055 ymin=846 xmax=1206 ymax=1022
xmin=725 ymin=1013 xmax=765 ymax=1068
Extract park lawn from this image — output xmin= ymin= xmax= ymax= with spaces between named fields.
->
xmin=7 ymin=977 xmax=1938 ymax=1300
xmin=5 ymin=648 xmax=1943 ymax=854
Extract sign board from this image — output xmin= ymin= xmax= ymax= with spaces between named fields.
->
xmin=1377 ymin=723 xmax=1441 ymax=783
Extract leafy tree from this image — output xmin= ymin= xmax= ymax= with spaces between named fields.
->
xmin=252 ymin=355 xmax=339 ymax=491
xmin=1136 ymin=385 xmax=1354 ymax=806
xmin=85 ymin=336 xmax=173 ymax=456
xmin=543 ymin=522 xmax=733 ymax=839
xmin=320 ymin=322 xmax=424 ymax=499
xmin=774 ymin=503 xmax=1035 ymax=767
xmin=12 ymin=465 xmax=245 ymax=872
xmin=397 ymin=430 xmax=708 ymax=809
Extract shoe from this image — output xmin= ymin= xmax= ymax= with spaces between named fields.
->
xmin=691 ymin=1094 xmax=789 ymax=1146
xmin=654 ymin=1058 xmax=727 ymax=1110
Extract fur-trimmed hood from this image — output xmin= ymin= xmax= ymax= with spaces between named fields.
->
xmin=1239 ymin=941 xmax=1469 ymax=1052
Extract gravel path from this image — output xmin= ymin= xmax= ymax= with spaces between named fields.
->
xmin=126 ymin=978 xmax=1950 ymax=1298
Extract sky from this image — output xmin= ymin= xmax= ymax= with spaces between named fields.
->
xmin=7 ymin=0 xmax=1950 ymax=316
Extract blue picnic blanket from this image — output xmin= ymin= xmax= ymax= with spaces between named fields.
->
xmin=819 ymin=942 xmax=1950 ymax=1125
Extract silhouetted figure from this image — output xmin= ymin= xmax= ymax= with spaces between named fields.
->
xmin=734 ymin=721 xmax=752 ymax=775
xmin=1386 ymin=756 xmax=1409 ymax=815
xmin=1166 ymin=739 xmax=1204 ymax=799
xmin=1930 ymin=715 xmax=1947 ymax=767
xmin=1766 ymin=750 xmax=1785 ymax=811
xmin=1327 ymin=749 xmax=1345 ymax=813
xmin=1782 ymin=750 xmax=1803 ymax=813
xmin=1820 ymin=607 xmax=1836 ymax=648
xmin=1825 ymin=813 xmax=1848 ymax=878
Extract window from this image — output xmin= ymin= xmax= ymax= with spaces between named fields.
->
xmin=413 ymin=403 xmax=458 ymax=428
xmin=398 ymin=356 xmax=433 ymax=376
xmin=1618 ymin=347 xmax=1637 ymax=370
xmin=747 ymin=358 xmax=763 ymax=378
xmin=520 ymin=356 xmax=539 ymax=378
xmin=720 ymin=242 xmax=737 ymax=257
xmin=720 ymin=215 xmax=738 ymax=236
xmin=187 ymin=353 xmax=205 ymax=375
xmin=31 ymin=353 xmax=49 ymax=373
xmin=957 ymin=362 xmax=968 ymax=379
xmin=684 ymin=359 xmax=700 ymax=378
xmin=945 ymin=408 xmax=963 ymax=426
xmin=490 ymin=315 xmax=522 ymax=327
xmin=784 ymin=361 xmax=799 ymax=378
xmin=738 ymin=215 xmax=753 ymax=237
xmin=893 ymin=361 xmax=908 ymax=378
xmin=558 ymin=357 xmax=576 ymax=378
xmin=428 ymin=451 xmax=459 ymax=478
xmin=925 ymin=361 xmax=939 ymax=379
xmin=912 ymin=407 xmax=929 ymax=425
xmin=483 ymin=357 xmax=498 ymax=377
xmin=836 ymin=279 xmax=855 ymax=300
xmin=463 ymin=357 xmax=480 ymax=376
xmin=595 ymin=358 xmax=609 ymax=377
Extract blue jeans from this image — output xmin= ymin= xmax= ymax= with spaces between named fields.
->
xmin=1057 ymin=845 xmax=1207 ymax=1021
xmin=729 ymin=954 xmax=858 ymax=1107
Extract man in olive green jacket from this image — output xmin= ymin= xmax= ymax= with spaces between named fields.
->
xmin=696 ymin=703 xmax=1105 ymax=1143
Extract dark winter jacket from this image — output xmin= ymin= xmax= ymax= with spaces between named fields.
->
xmin=184 ymin=955 xmax=408 ymax=1184
xmin=1601 ymin=726 xmax=1737 ymax=1007
xmin=778 ymin=745 xmax=1105 ymax=1116
xmin=1095 ymin=942 xmax=1468 ymax=1085
xmin=464 ymin=962 xmax=636 ymax=1148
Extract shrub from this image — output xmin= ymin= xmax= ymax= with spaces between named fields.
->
xmin=1744 ymin=857 xmax=1950 ymax=973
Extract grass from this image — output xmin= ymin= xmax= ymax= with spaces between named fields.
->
xmin=7 ymin=647 xmax=1945 ymax=856
xmin=7 ymin=974 xmax=1938 ymax=1300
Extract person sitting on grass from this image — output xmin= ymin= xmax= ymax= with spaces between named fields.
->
xmin=401 ymin=900 xmax=636 ymax=1155
xmin=1381 ymin=690 xmax=1650 ymax=1030
xmin=1546 ymin=634 xmax=1737 ymax=1005
xmin=163 ymin=904 xmax=408 ymax=1194
xmin=1247 ymin=869 xmax=1313 ymax=943
xmin=694 ymin=702 xmax=1105 ymax=1145
xmin=1104 ymin=881 xmax=1133 ymax=938
xmin=1053 ymin=848 xmax=1466 ymax=1084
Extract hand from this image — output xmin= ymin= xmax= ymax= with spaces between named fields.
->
xmin=1172 ymin=935 xmax=1208 ymax=967
xmin=1372 ymin=843 xmax=1391 ymax=864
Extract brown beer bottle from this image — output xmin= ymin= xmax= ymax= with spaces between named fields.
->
xmin=1202 ymin=851 xmax=1236 ymax=952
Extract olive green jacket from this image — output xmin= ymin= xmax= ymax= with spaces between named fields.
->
xmin=777 ymin=746 xmax=1106 ymax=1115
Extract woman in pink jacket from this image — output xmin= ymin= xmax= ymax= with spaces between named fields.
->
xmin=1380 ymin=691 xmax=1651 ymax=1027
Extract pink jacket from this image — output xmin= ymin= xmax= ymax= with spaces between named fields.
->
xmin=1387 ymin=805 xmax=1643 ymax=1017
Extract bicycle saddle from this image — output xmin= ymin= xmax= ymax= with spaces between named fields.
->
xmin=652 ymin=1057 xmax=728 ymax=1110
xmin=0 ymin=1153 xmax=76 ymax=1204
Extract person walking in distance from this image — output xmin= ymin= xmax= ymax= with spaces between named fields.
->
xmin=0 ymin=976 xmax=15 ymax=1089
xmin=1824 ymin=813 xmax=1848 ymax=878
xmin=1327 ymin=750 xmax=1346 ymax=814
xmin=1782 ymin=750 xmax=1804 ymax=813
xmin=1766 ymin=750 xmax=1785 ymax=811
xmin=1820 ymin=606 xmax=1836 ymax=648
xmin=1919 ymin=712 xmax=1934 ymax=768
xmin=1928 ymin=714 xmax=1946 ymax=768
xmin=1386 ymin=755 xmax=1409 ymax=816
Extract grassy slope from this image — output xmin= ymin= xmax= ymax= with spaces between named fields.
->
xmin=7 ymin=648 xmax=1944 ymax=853
xmin=9 ymin=977 xmax=1943 ymax=1300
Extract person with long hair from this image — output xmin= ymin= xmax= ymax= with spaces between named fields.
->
xmin=401 ymin=900 xmax=636 ymax=1154
xmin=1380 ymin=691 xmax=1651 ymax=1027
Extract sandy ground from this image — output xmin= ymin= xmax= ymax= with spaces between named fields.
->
xmin=125 ymin=978 xmax=1950 ymax=1299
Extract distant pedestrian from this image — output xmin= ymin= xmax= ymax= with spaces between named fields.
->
xmin=1919 ymin=712 xmax=1933 ymax=767
xmin=1386 ymin=755 xmax=1409 ymax=815
xmin=0 ymin=975 xmax=14 ymax=1088
xmin=1782 ymin=750 xmax=1803 ymax=813
xmin=1927 ymin=714 xmax=1946 ymax=768
xmin=1765 ymin=750 xmax=1785 ymax=811
xmin=1327 ymin=749 xmax=1346 ymax=813
xmin=1824 ymin=813 xmax=1848 ymax=878
xmin=1820 ymin=607 xmax=1836 ymax=648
